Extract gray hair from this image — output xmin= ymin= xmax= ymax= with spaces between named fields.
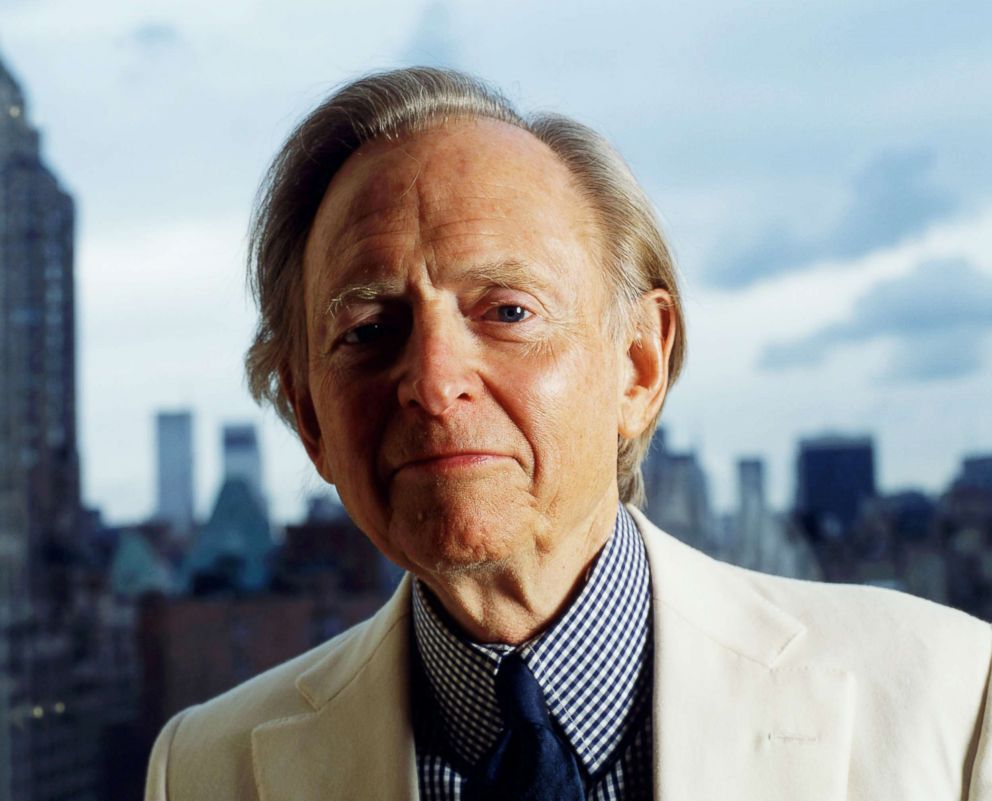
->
xmin=246 ymin=67 xmax=686 ymax=507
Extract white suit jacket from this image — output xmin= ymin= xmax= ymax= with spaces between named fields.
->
xmin=146 ymin=507 xmax=992 ymax=800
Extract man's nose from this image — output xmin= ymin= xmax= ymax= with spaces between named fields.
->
xmin=395 ymin=307 xmax=479 ymax=416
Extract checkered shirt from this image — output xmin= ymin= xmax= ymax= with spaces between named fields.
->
xmin=410 ymin=505 xmax=653 ymax=800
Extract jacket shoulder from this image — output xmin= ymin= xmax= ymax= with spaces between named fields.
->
xmin=181 ymin=617 xmax=365 ymax=727
xmin=733 ymin=561 xmax=991 ymax=666
xmin=631 ymin=503 xmax=990 ymax=665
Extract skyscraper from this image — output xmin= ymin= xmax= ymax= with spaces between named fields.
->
xmin=736 ymin=457 xmax=766 ymax=567
xmin=0 ymin=53 xmax=82 ymax=801
xmin=641 ymin=428 xmax=717 ymax=553
xmin=156 ymin=411 xmax=195 ymax=537
xmin=222 ymin=423 xmax=265 ymax=512
xmin=795 ymin=434 xmax=877 ymax=540
xmin=0 ymin=54 xmax=79 ymax=605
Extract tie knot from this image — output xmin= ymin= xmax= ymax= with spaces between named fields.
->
xmin=494 ymin=652 xmax=549 ymax=727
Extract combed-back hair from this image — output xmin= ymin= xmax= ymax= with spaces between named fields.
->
xmin=246 ymin=67 xmax=686 ymax=507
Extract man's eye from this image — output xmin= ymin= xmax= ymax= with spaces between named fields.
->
xmin=341 ymin=322 xmax=395 ymax=345
xmin=486 ymin=305 xmax=532 ymax=323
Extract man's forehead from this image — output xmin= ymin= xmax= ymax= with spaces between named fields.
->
xmin=303 ymin=118 xmax=602 ymax=288
xmin=321 ymin=120 xmax=588 ymax=232
xmin=341 ymin=117 xmax=563 ymax=181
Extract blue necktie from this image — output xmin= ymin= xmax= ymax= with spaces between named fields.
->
xmin=467 ymin=652 xmax=585 ymax=801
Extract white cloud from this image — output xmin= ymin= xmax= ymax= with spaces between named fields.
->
xmin=669 ymin=205 xmax=992 ymax=510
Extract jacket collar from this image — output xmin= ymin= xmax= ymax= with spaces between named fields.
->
xmin=628 ymin=505 xmax=805 ymax=666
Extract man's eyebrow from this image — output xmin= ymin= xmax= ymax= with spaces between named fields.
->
xmin=324 ymin=279 xmax=402 ymax=323
xmin=322 ymin=259 xmax=558 ymax=322
xmin=468 ymin=259 xmax=558 ymax=291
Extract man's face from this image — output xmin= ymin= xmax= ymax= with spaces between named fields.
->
xmin=295 ymin=119 xmax=630 ymax=580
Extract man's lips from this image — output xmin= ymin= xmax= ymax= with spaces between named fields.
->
xmin=389 ymin=452 xmax=511 ymax=478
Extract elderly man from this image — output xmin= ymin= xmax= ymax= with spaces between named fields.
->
xmin=145 ymin=68 xmax=992 ymax=801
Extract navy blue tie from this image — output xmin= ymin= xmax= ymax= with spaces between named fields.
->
xmin=467 ymin=652 xmax=585 ymax=801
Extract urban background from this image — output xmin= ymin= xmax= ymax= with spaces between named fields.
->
xmin=2 ymin=1 xmax=991 ymax=799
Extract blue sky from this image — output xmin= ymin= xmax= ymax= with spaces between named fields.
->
xmin=1 ymin=0 xmax=989 ymax=523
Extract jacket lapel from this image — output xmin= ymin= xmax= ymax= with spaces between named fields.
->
xmin=629 ymin=506 xmax=856 ymax=801
xmin=250 ymin=576 xmax=419 ymax=801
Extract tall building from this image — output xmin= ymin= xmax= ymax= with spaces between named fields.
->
xmin=181 ymin=478 xmax=273 ymax=594
xmin=0 ymin=55 xmax=79 ymax=605
xmin=222 ymin=423 xmax=265 ymax=511
xmin=939 ymin=455 xmax=992 ymax=621
xmin=735 ymin=457 xmax=766 ymax=567
xmin=641 ymin=428 xmax=718 ymax=554
xmin=155 ymin=411 xmax=194 ymax=537
xmin=953 ymin=455 xmax=992 ymax=492
xmin=733 ymin=456 xmax=821 ymax=580
xmin=0 ymin=53 xmax=87 ymax=801
xmin=795 ymin=434 xmax=877 ymax=540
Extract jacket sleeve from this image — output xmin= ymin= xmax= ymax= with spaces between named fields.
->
xmin=969 ymin=624 xmax=992 ymax=801
xmin=144 ymin=709 xmax=191 ymax=801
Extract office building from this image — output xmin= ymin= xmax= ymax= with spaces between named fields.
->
xmin=953 ymin=455 xmax=992 ymax=492
xmin=641 ymin=428 xmax=718 ymax=553
xmin=155 ymin=411 xmax=194 ymax=537
xmin=0 ymin=54 xmax=79 ymax=605
xmin=735 ymin=457 xmax=766 ymax=567
xmin=138 ymin=595 xmax=313 ymax=738
xmin=795 ymin=434 xmax=877 ymax=540
xmin=181 ymin=478 xmax=273 ymax=594
xmin=726 ymin=456 xmax=821 ymax=580
xmin=222 ymin=423 xmax=265 ymax=511
xmin=1 ymin=53 xmax=86 ymax=801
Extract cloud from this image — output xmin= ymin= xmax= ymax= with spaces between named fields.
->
xmin=131 ymin=22 xmax=181 ymax=49
xmin=707 ymin=149 xmax=959 ymax=289
xmin=884 ymin=328 xmax=986 ymax=382
xmin=759 ymin=258 xmax=992 ymax=381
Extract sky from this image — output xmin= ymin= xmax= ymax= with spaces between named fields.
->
xmin=1 ymin=0 xmax=989 ymax=524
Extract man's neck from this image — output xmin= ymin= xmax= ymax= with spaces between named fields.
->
xmin=417 ymin=495 xmax=619 ymax=645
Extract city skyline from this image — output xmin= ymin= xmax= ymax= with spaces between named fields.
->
xmin=0 ymin=0 xmax=988 ymax=524
xmin=146 ymin=406 xmax=984 ymax=529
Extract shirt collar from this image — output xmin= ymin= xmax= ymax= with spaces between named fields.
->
xmin=412 ymin=505 xmax=652 ymax=776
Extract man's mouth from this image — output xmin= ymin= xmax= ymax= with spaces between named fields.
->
xmin=391 ymin=452 xmax=511 ymax=478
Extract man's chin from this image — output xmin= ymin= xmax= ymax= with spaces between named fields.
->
xmin=387 ymin=497 xmax=539 ymax=575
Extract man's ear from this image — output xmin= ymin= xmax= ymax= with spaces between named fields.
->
xmin=619 ymin=289 xmax=678 ymax=439
xmin=279 ymin=364 xmax=335 ymax=485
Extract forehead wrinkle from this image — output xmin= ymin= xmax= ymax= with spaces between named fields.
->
xmin=325 ymin=203 xmax=416 ymax=263
xmin=316 ymin=211 xmax=417 ymax=293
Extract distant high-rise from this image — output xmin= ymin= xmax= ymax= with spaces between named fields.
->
xmin=795 ymin=434 xmax=876 ymax=539
xmin=953 ymin=455 xmax=992 ymax=492
xmin=641 ymin=428 xmax=717 ymax=552
xmin=222 ymin=423 xmax=265 ymax=511
xmin=736 ymin=457 xmax=766 ymax=566
xmin=738 ymin=458 xmax=766 ymax=518
xmin=156 ymin=411 xmax=195 ymax=537
xmin=0 ymin=53 xmax=79 ymax=606
xmin=182 ymin=478 xmax=273 ymax=594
